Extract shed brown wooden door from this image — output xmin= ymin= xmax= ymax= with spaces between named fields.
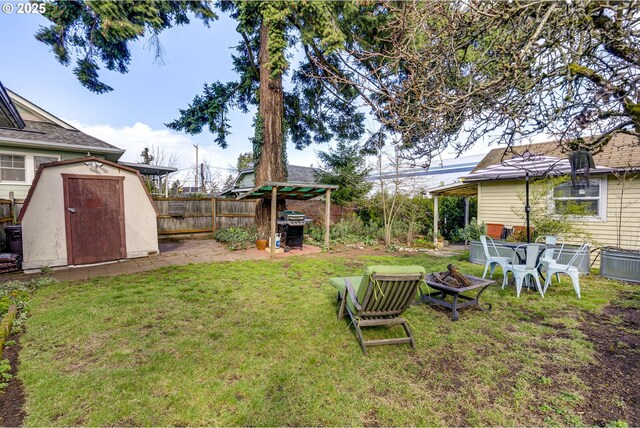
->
xmin=63 ymin=175 xmax=126 ymax=265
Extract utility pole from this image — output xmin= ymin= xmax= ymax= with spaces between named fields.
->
xmin=200 ymin=162 xmax=205 ymax=193
xmin=193 ymin=144 xmax=199 ymax=191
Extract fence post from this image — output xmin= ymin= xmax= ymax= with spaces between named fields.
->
xmin=324 ymin=189 xmax=331 ymax=248
xmin=211 ymin=198 xmax=217 ymax=234
xmin=271 ymin=187 xmax=277 ymax=257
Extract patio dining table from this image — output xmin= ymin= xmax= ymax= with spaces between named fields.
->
xmin=501 ymin=242 xmax=547 ymax=280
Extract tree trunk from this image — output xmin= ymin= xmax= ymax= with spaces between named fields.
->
xmin=255 ymin=19 xmax=286 ymax=237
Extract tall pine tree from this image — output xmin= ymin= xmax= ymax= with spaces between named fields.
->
xmin=36 ymin=1 xmax=369 ymax=233
xmin=314 ymin=142 xmax=372 ymax=206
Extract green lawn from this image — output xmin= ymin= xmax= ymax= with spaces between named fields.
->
xmin=17 ymin=253 xmax=635 ymax=426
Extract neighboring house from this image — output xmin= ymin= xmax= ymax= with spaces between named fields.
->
xmin=430 ymin=134 xmax=640 ymax=252
xmin=220 ymin=165 xmax=316 ymax=197
xmin=0 ymin=82 xmax=124 ymax=199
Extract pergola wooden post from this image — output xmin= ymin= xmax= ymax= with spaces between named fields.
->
xmin=433 ymin=195 xmax=439 ymax=246
xmin=464 ymin=196 xmax=470 ymax=227
xmin=324 ymin=189 xmax=331 ymax=248
xmin=270 ymin=186 xmax=277 ymax=257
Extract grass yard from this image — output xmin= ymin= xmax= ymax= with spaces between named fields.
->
xmin=15 ymin=253 xmax=639 ymax=426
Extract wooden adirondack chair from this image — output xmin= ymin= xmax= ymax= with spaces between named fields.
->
xmin=329 ymin=266 xmax=426 ymax=354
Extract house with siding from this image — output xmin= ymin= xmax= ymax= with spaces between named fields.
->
xmin=219 ymin=165 xmax=317 ymax=197
xmin=430 ymin=134 xmax=640 ymax=253
xmin=0 ymin=82 xmax=124 ymax=199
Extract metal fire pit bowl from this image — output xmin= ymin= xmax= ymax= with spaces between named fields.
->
xmin=420 ymin=273 xmax=495 ymax=321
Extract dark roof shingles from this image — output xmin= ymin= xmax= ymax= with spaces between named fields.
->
xmin=0 ymin=120 xmax=122 ymax=151
xmin=288 ymin=165 xmax=316 ymax=183
xmin=472 ymin=133 xmax=640 ymax=172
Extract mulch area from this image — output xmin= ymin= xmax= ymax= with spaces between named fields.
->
xmin=0 ymin=333 xmax=26 ymax=427
xmin=577 ymin=290 xmax=639 ymax=427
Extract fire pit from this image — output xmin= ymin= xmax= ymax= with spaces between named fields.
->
xmin=420 ymin=265 xmax=494 ymax=321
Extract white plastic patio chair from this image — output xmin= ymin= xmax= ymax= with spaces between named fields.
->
xmin=535 ymin=235 xmax=565 ymax=284
xmin=543 ymin=243 xmax=589 ymax=299
xmin=479 ymin=235 xmax=512 ymax=283
xmin=503 ymin=244 xmax=545 ymax=298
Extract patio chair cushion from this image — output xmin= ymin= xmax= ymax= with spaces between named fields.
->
xmin=363 ymin=265 xmax=426 ymax=306
xmin=329 ymin=276 xmax=365 ymax=298
xmin=330 ymin=265 xmax=426 ymax=314
xmin=329 ymin=275 xmax=366 ymax=314
xmin=364 ymin=265 xmax=426 ymax=276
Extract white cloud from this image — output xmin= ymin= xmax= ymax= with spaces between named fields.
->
xmin=66 ymin=120 xmax=242 ymax=185
xmin=66 ymin=119 xmax=332 ymax=183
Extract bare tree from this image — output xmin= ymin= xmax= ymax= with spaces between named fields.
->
xmin=307 ymin=1 xmax=640 ymax=166
xmin=371 ymin=145 xmax=425 ymax=246
xmin=150 ymin=146 xmax=180 ymax=168
xmin=199 ymin=159 xmax=224 ymax=195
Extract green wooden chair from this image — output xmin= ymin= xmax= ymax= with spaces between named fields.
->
xmin=329 ymin=266 xmax=426 ymax=354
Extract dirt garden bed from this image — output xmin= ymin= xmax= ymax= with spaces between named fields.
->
xmin=577 ymin=291 xmax=639 ymax=426
xmin=0 ymin=333 xmax=25 ymax=427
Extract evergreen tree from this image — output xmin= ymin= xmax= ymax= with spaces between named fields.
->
xmin=169 ymin=179 xmax=182 ymax=197
xmin=139 ymin=147 xmax=154 ymax=165
xmin=222 ymin=174 xmax=236 ymax=190
xmin=36 ymin=1 xmax=369 ymax=234
xmin=315 ymin=142 xmax=371 ymax=206
xmin=236 ymin=152 xmax=254 ymax=171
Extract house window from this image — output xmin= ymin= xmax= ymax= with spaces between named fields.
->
xmin=552 ymin=179 xmax=604 ymax=218
xmin=0 ymin=154 xmax=26 ymax=181
xmin=34 ymin=156 xmax=58 ymax=174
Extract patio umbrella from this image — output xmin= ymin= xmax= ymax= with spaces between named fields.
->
xmin=463 ymin=153 xmax=612 ymax=243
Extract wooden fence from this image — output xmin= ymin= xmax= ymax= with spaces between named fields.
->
xmin=153 ymin=198 xmax=256 ymax=235
xmin=153 ymin=197 xmax=354 ymax=236
xmin=0 ymin=198 xmax=17 ymax=245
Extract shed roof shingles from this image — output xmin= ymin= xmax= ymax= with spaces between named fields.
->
xmin=473 ymin=133 xmax=640 ymax=172
xmin=0 ymin=120 xmax=122 ymax=152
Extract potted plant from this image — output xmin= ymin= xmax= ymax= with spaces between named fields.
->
xmin=255 ymin=234 xmax=268 ymax=251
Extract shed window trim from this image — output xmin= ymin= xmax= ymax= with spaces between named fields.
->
xmin=548 ymin=177 xmax=607 ymax=222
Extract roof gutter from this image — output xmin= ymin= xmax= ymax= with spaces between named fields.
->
xmin=0 ymin=136 xmax=124 ymax=155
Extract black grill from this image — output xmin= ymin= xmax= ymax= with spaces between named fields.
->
xmin=277 ymin=210 xmax=307 ymax=250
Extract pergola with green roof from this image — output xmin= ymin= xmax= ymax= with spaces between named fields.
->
xmin=237 ymin=181 xmax=338 ymax=256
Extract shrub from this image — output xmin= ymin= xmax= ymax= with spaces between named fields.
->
xmin=0 ymin=297 xmax=11 ymax=318
xmin=214 ymin=227 xmax=257 ymax=251
xmin=306 ymin=214 xmax=384 ymax=246
xmin=439 ymin=196 xmax=477 ymax=241
xmin=453 ymin=218 xmax=486 ymax=243
xmin=0 ymin=358 xmax=11 ymax=390
xmin=412 ymin=236 xmax=434 ymax=248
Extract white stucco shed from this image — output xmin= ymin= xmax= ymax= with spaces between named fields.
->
xmin=18 ymin=157 xmax=159 ymax=270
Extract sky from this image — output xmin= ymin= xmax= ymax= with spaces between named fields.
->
xmin=0 ymin=5 xmax=494 ymax=187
